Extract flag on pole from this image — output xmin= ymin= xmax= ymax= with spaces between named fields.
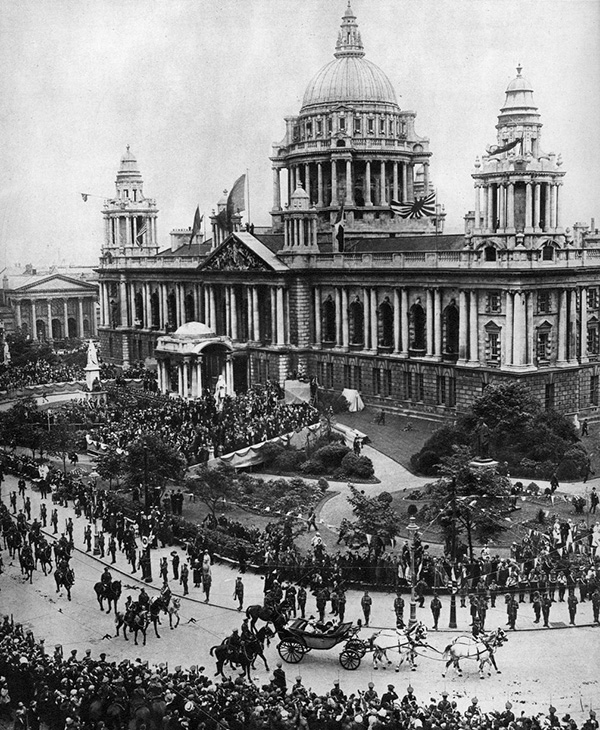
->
xmin=486 ymin=137 xmax=523 ymax=156
xmin=136 ymin=220 xmax=148 ymax=246
xmin=227 ymin=174 xmax=246 ymax=229
xmin=333 ymin=204 xmax=345 ymax=251
xmin=390 ymin=192 xmax=436 ymax=219
xmin=189 ymin=206 xmax=203 ymax=244
xmin=81 ymin=193 xmax=89 ymax=202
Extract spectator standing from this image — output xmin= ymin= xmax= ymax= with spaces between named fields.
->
xmin=568 ymin=592 xmax=578 ymax=625
xmin=361 ymin=590 xmax=372 ymax=627
xmin=430 ymin=592 xmax=442 ymax=630
xmin=233 ymin=576 xmax=244 ymax=611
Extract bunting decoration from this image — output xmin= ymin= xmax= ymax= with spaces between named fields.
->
xmin=486 ymin=137 xmax=523 ymax=156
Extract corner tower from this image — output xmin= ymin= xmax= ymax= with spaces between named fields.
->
xmin=470 ymin=67 xmax=565 ymax=251
xmin=271 ymin=2 xmax=444 ymax=240
xmin=102 ymin=146 xmax=159 ymax=256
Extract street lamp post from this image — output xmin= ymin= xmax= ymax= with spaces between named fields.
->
xmin=449 ymin=478 xmax=458 ymax=628
xmin=407 ymin=515 xmax=419 ymax=627
xmin=143 ymin=443 xmax=149 ymax=514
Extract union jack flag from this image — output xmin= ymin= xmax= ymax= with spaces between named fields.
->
xmin=390 ymin=192 xmax=436 ymax=219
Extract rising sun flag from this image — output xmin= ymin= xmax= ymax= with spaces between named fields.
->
xmin=390 ymin=192 xmax=436 ymax=219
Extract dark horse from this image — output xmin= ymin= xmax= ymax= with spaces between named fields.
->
xmin=115 ymin=608 xmax=150 ymax=646
xmin=88 ymin=696 xmax=128 ymax=730
xmin=94 ymin=580 xmax=123 ymax=614
xmin=210 ymin=625 xmax=274 ymax=678
xmin=129 ymin=688 xmax=166 ymax=730
xmin=35 ymin=541 xmax=53 ymax=575
xmin=54 ymin=565 xmax=75 ymax=601
xmin=245 ymin=603 xmax=287 ymax=633
xmin=19 ymin=546 xmax=35 ymax=584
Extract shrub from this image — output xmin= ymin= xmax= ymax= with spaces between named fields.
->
xmin=299 ymin=459 xmax=327 ymax=475
xmin=340 ymin=452 xmax=375 ymax=478
xmin=377 ymin=491 xmax=393 ymax=505
xmin=272 ymin=451 xmax=304 ymax=473
xmin=317 ymin=477 xmax=329 ymax=492
xmin=313 ymin=443 xmax=350 ymax=469
xmin=555 ymin=458 xmax=581 ymax=481
xmin=261 ymin=442 xmax=286 ymax=467
xmin=412 ymin=449 xmax=442 ymax=476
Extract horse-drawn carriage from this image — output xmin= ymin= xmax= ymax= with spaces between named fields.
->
xmin=276 ymin=618 xmax=367 ymax=670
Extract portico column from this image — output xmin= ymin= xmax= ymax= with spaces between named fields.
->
xmin=433 ymin=289 xmax=442 ymax=358
xmin=183 ymin=359 xmax=190 ymax=398
xmin=569 ymin=289 xmax=578 ymax=364
xmin=407 ymin=164 xmax=414 ymax=201
xmin=507 ymin=183 xmax=515 ymax=229
xmin=400 ymin=288 xmax=409 ymax=356
xmin=144 ymin=283 xmax=151 ymax=327
xmin=458 ymin=290 xmax=468 ymax=363
xmin=513 ymin=292 xmax=526 ymax=366
xmin=363 ymin=288 xmax=370 ymax=349
xmin=557 ymin=289 xmax=567 ymax=364
xmin=252 ymin=286 xmax=260 ymax=341
xmin=504 ymin=291 xmax=513 ymax=366
xmin=31 ymin=300 xmax=37 ymax=339
xmin=380 ymin=161 xmax=387 ymax=206
xmin=277 ymin=286 xmax=285 ymax=344
xmin=317 ymin=163 xmax=324 ymax=207
xmin=272 ymin=167 xmax=281 ymax=210
xmin=270 ymin=288 xmax=277 ymax=343
xmin=119 ymin=281 xmax=127 ymax=328
xmin=246 ymin=287 xmax=253 ymax=340
xmin=544 ymin=184 xmax=552 ymax=231
xmin=423 ymin=162 xmax=430 ymax=192
xmin=226 ymin=356 xmax=234 ymax=396
xmin=63 ymin=299 xmax=69 ymax=339
xmin=156 ymin=360 xmax=163 ymax=393
xmin=78 ymin=298 xmax=84 ymax=338
xmin=474 ymin=185 xmax=481 ymax=230
xmin=498 ymin=185 xmax=505 ymax=229
xmin=47 ymin=300 xmax=53 ymax=339
xmin=365 ymin=161 xmax=372 ymax=206
xmin=580 ymin=287 xmax=588 ymax=363
xmin=556 ymin=184 xmax=562 ymax=229
xmin=341 ymin=288 xmax=349 ymax=348
xmin=304 ymin=163 xmax=310 ymax=200
xmin=160 ymin=284 xmax=167 ymax=328
xmin=487 ymin=184 xmax=494 ymax=230
xmin=469 ymin=291 xmax=478 ymax=364
xmin=426 ymin=289 xmax=433 ymax=356
xmin=225 ymin=286 xmax=232 ymax=337
xmin=550 ymin=184 xmax=557 ymax=229
xmin=534 ymin=183 xmax=541 ymax=230
xmin=402 ymin=163 xmax=408 ymax=203
xmin=129 ymin=284 xmax=136 ymax=327
xmin=525 ymin=183 xmax=533 ymax=229
xmin=177 ymin=363 xmax=184 ymax=397
xmin=210 ymin=287 xmax=217 ymax=333
xmin=370 ymin=288 xmax=378 ymax=350
xmin=98 ymin=284 xmax=105 ymax=327
xmin=16 ymin=301 xmax=22 ymax=329
xmin=526 ymin=292 xmax=534 ymax=365
xmin=331 ymin=160 xmax=338 ymax=206
xmin=231 ymin=287 xmax=238 ymax=340
xmin=345 ymin=159 xmax=353 ymax=205
xmin=335 ymin=288 xmax=343 ymax=345
xmin=196 ymin=356 xmax=203 ymax=396
xmin=393 ymin=289 xmax=400 ymax=354
xmin=314 ymin=288 xmax=321 ymax=345
xmin=392 ymin=162 xmax=399 ymax=201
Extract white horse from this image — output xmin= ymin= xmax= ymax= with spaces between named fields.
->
xmin=442 ymin=628 xmax=508 ymax=679
xmin=368 ymin=631 xmax=393 ymax=670
xmin=396 ymin=621 xmax=428 ymax=672
xmin=167 ymin=597 xmax=181 ymax=629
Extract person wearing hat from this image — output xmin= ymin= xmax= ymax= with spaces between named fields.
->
xmin=363 ymin=682 xmax=378 ymax=705
xmin=465 ymin=697 xmax=481 ymax=720
xmin=171 ymin=552 xmax=180 ymax=580
xmin=430 ymin=591 xmax=442 ymax=630
xmin=437 ymin=691 xmax=452 ymax=713
xmin=361 ymin=591 xmax=372 ymax=627
xmin=381 ymin=684 xmax=399 ymax=710
xmin=290 ymin=676 xmax=307 ymax=699
xmin=329 ymin=680 xmax=346 ymax=703
xmin=271 ymin=661 xmax=287 ymax=694
xmin=499 ymin=701 xmax=515 ymax=726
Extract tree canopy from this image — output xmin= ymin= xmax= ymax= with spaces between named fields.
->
xmin=186 ymin=464 xmax=240 ymax=519
xmin=124 ymin=434 xmax=186 ymax=492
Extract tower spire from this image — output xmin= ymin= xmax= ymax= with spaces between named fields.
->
xmin=334 ymin=2 xmax=365 ymax=58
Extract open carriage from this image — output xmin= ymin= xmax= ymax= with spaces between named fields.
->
xmin=276 ymin=618 xmax=367 ymax=670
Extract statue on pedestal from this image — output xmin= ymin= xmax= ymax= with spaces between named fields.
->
xmin=85 ymin=339 xmax=101 ymax=392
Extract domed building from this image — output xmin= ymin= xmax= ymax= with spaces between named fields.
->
xmin=96 ymin=6 xmax=600 ymax=422
xmin=270 ymin=2 xmax=445 ymax=242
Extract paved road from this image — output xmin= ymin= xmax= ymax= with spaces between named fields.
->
xmin=1 ymin=471 xmax=600 ymax=721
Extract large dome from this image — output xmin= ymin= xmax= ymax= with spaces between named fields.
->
xmin=302 ymin=56 xmax=398 ymax=110
xmin=301 ymin=3 xmax=398 ymax=112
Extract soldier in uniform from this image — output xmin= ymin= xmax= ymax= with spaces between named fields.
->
xmin=430 ymin=592 xmax=442 ymax=630
xmin=591 ymin=586 xmax=600 ymax=623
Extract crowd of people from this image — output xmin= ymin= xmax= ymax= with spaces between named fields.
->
xmin=0 ymin=361 xmax=85 ymax=392
xmin=0 ymin=618 xmax=597 ymax=730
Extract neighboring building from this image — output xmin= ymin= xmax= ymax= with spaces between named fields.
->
xmin=1 ymin=263 xmax=98 ymax=342
xmin=97 ymin=4 xmax=600 ymax=419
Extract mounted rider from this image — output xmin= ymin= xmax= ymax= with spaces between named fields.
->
xmin=100 ymin=567 xmax=113 ymax=588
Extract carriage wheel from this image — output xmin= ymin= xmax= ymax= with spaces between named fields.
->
xmin=278 ymin=640 xmax=305 ymax=664
xmin=339 ymin=650 xmax=361 ymax=670
xmin=345 ymin=639 xmax=367 ymax=658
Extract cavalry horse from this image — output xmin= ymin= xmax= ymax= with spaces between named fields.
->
xmin=34 ymin=540 xmax=53 ymax=575
xmin=54 ymin=565 xmax=75 ymax=601
xmin=245 ymin=603 xmax=287 ymax=633
xmin=19 ymin=545 xmax=35 ymax=584
xmin=396 ymin=621 xmax=428 ymax=672
xmin=167 ymin=597 xmax=181 ymax=629
xmin=88 ymin=696 xmax=128 ymax=730
xmin=115 ymin=606 xmax=151 ymax=646
xmin=210 ymin=625 xmax=274 ymax=679
xmin=442 ymin=628 xmax=508 ymax=679
xmin=93 ymin=579 xmax=123 ymax=614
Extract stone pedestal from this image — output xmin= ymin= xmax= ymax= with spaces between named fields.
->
xmin=469 ymin=457 xmax=499 ymax=470
xmin=85 ymin=365 xmax=101 ymax=392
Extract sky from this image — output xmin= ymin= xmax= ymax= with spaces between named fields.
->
xmin=1 ymin=0 xmax=599 ymax=268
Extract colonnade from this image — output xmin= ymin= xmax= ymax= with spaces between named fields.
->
xmin=474 ymin=180 xmax=562 ymax=231
xmin=272 ymin=158 xmax=423 ymax=210
xmin=156 ymin=354 xmax=233 ymax=399
xmin=104 ymin=213 xmax=158 ymax=248
xmin=15 ymin=296 xmax=95 ymax=340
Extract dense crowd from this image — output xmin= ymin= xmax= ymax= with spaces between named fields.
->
xmin=63 ymin=383 xmax=318 ymax=460
xmin=1 ymin=619 xmax=598 ymax=730
xmin=0 ymin=361 xmax=85 ymax=392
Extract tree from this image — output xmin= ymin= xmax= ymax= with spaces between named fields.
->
xmin=6 ymin=396 xmax=47 ymax=458
xmin=186 ymin=464 xmax=240 ymax=520
xmin=95 ymin=448 xmax=126 ymax=489
xmin=433 ymin=445 xmax=512 ymax=561
xmin=346 ymin=485 xmax=400 ymax=554
xmin=124 ymin=434 xmax=186 ymax=496
xmin=45 ymin=416 xmax=77 ymax=474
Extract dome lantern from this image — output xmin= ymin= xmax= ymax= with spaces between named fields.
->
xmin=334 ymin=2 xmax=365 ymax=58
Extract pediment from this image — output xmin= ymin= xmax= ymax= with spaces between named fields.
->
xmin=200 ymin=232 xmax=287 ymax=273
xmin=17 ymin=275 xmax=98 ymax=294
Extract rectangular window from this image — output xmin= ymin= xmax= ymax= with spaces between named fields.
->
xmin=488 ymin=332 xmax=500 ymax=361
xmin=448 ymin=377 xmax=456 ymax=407
xmin=588 ymin=288 xmax=599 ymax=309
xmin=328 ymin=117 xmax=333 ymax=134
xmin=417 ymin=373 xmax=425 ymax=402
xmin=591 ymin=375 xmax=599 ymax=406
xmin=316 ymin=120 xmax=323 ymax=136
xmin=486 ymin=291 xmax=501 ymax=313
xmin=343 ymin=364 xmax=351 ymax=388
xmin=353 ymin=365 xmax=362 ymax=391
xmin=327 ymin=362 xmax=334 ymax=388
xmin=588 ymin=326 xmax=600 ymax=355
xmin=537 ymin=292 xmax=551 ymax=314
xmin=379 ymin=117 xmax=386 ymax=134
xmin=339 ymin=116 xmax=346 ymax=131
xmin=368 ymin=118 xmax=374 ymax=134
xmin=389 ymin=120 xmax=394 ymax=136
xmin=306 ymin=121 xmax=312 ymax=137
xmin=437 ymin=375 xmax=446 ymax=405
xmin=354 ymin=117 xmax=361 ymax=134
xmin=404 ymin=371 xmax=412 ymax=400
xmin=545 ymin=383 xmax=555 ymax=410
xmin=384 ymin=369 xmax=392 ymax=397
xmin=373 ymin=368 xmax=381 ymax=396
xmin=537 ymin=331 xmax=550 ymax=361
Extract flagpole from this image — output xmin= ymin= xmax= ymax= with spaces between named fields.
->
xmin=246 ymin=168 xmax=250 ymax=227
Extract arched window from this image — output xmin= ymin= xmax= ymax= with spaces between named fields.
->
xmin=51 ymin=318 xmax=63 ymax=340
xmin=83 ymin=319 xmax=90 ymax=337
xmin=134 ymin=291 xmax=144 ymax=327
xmin=67 ymin=317 xmax=77 ymax=339
xmin=185 ymin=293 xmax=195 ymax=322
xmin=167 ymin=292 xmax=177 ymax=326
xmin=542 ymin=245 xmax=554 ymax=261
xmin=36 ymin=319 xmax=46 ymax=341
xmin=484 ymin=246 xmax=497 ymax=262
xmin=444 ymin=303 xmax=459 ymax=357
xmin=336 ymin=139 xmax=346 ymax=148
xmin=322 ymin=297 xmax=336 ymax=343
xmin=349 ymin=298 xmax=364 ymax=346
xmin=151 ymin=293 xmax=160 ymax=328
xmin=379 ymin=299 xmax=394 ymax=348
xmin=409 ymin=302 xmax=426 ymax=351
